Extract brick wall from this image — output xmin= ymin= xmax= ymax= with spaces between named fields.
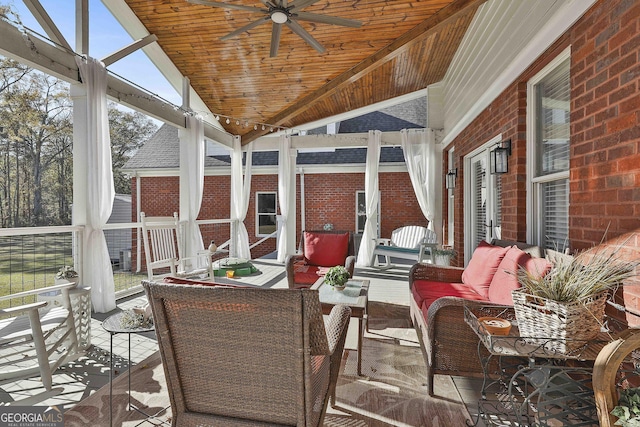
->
xmin=133 ymin=169 xmax=425 ymax=267
xmin=445 ymin=0 xmax=640 ymax=322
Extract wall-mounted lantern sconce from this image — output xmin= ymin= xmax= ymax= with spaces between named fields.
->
xmin=446 ymin=168 xmax=458 ymax=189
xmin=490 ymin=139 xmax=512 ymax=174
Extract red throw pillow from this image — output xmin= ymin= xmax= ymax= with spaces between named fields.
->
xmin=303 ymin=231 xmax=349 ymax=267
xmin=461 ymin=241 xmax=510 ymax=299
xmin=162 ymin=276 xmax=246 ymax=288
xmin=488 ymin=246 xmax=552 ymax=305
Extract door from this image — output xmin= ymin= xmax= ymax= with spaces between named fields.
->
xmin=465 ymin=140 xmax=503 ymax=263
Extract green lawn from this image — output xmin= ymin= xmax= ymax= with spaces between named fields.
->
xmin=0 ymin=233 xmax=146 ymax=309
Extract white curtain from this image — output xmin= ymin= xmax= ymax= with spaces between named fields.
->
xmin=231 ymin=136 xmax=253 ymax=259
xmin=76 ymin=57 xmax=115 ymax=313
xmin=356 ymin=130 xmax=382 ymax=267
xmin=179 ymin=115 xmax=205 ymax=262
xmin=401 ymin=128 xmax=436 ymax=230
xmin=277 ymin=135 xmax=296 ymax=263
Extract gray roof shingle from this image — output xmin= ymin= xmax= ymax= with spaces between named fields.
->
xmin=124 ymin=97 xmax=424 ymax=170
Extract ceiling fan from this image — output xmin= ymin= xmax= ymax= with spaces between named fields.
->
xmin=187 ymin=0 xmax=362 ymax=57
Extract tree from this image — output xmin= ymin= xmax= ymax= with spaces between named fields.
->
xmin=0 ymin=57 xmax=157 ymax=226
xmin=108 ymin=105 xmax=157 ymax=194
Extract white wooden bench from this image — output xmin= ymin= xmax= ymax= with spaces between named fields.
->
xmin=0 ymin=282 xmax=82 ymax=405
xmin=370 ymin=225 xmax=437 ymax=268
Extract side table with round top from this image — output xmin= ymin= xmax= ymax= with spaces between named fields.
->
xmin=102 ymin=311 xmax=164 ymax=426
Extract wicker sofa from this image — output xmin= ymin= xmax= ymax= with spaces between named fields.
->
xmin=409 ymin=239 xmax=550 ymax=396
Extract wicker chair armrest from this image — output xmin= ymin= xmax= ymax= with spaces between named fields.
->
xmin=344 ymin=255 xmax=356 ymax=277
xmin=323 ymin=304 xmax=352 ymax=355
xmin=285 ymin=254 xmax=305 ymax=289
xmin=324 ymin=304 xmax=351 ymax=406
xmin=409 ymin=263 xmax=464 ymax=288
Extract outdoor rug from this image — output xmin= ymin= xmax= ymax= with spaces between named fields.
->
xmin=64 ymin=303 xmax=472 ymax=426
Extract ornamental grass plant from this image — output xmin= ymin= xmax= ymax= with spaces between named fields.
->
xmin=516 ymin=245 xmax=638 ymax=303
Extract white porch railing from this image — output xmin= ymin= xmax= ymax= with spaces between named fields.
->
xmin=0 ymin=218 xmax=277 ymax=302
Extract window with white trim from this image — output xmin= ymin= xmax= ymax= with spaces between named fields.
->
xmin=256 ymin=192 xmax=277 ymax=237
xmin=355 ymin=190 xmax=381 ymax=235
xmin=528 ymin=51 xmax=570 ymax=251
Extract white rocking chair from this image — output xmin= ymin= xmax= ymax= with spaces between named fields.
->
xmin=0 ymin=282 xmax=81 ymax=405
xmin=140 ymin=212 xmax=212 ymax=281
xmin=371 ymin=225 xmax=437 ymax=268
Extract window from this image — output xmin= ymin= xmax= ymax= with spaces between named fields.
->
xmin=356 ymin=191 xmax=366 ymax=234
xmin=447 ymin=149 xmax=455 ymax=246
xmin=527 ymin=50 xmax=570 ymax=251
xmin=355 ymin=190 xmax=380 ymax=235
xmin=256 ymin=192 xmax=277 ymax=237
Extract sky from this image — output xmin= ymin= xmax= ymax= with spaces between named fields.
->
xmin=5 ymin=0 xmax=181 ymax=107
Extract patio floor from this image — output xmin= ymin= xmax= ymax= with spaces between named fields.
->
xmin=0 ymin=258 xmax=486 ymax=425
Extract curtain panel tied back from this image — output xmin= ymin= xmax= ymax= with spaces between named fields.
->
xmin=356 ymin=130 xmax=382 ymax=267
xmin=401 ymin=129 xmax=436 ymax=231
xmin=179 ymin=115 xmax=206 ymax=265
xmin=231 ymin=136 xmax=253 ymax=259
xmin=75 ymin=56 xmax=116 ymax=313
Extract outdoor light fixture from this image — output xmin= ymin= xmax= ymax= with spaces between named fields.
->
xmin=270 ymin=10 xmax=288 ymax=24
xmin=490 ymin=139 xmax=512 ymax=174
xmin=446 ymin=168 xmax=458 ymax=189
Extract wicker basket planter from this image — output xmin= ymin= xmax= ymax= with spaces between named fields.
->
xmin=512 ymin=288 xmax=608 ymax=354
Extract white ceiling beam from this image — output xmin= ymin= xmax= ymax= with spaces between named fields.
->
xmin=0 ymin=19 xmax=77 ymax=81
xmin=100 ymin=0 xmax=227 ymax=136
xmin=101 ymin=33 xmax=158 ymax=67
xmin=76 ymin=0 xmax=88 ymax=55
xmin=23 ymin=0 xmax=73 ymax=52
xmin=0 ymin=19 xmax=233 ymax=146
xmin=249 ymin=132 xmax=407 ymax=151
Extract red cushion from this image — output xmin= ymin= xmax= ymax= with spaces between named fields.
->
xmin=293 ymin=264 xmax=325 ymax=286
xmin=487 ymin=247 xmax=552 ymax=305
xmin=461 ymin=241 xmax=510 ymax=299
xmin=412 ymin=279 xmax=486 ymax=310
xmin=162 ymin=276 xmax=246 ymax=288
xmin=303 ymin=231 xmax=349 ymax=267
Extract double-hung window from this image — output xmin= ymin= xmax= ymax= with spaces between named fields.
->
xmin=527 ymin=50 xmax=570 ymax=251
xmin=256 ymin=192 xmax=277 ymax=237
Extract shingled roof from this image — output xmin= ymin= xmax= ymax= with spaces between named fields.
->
xmin=124 ymin=97 xmax=425 ymax=171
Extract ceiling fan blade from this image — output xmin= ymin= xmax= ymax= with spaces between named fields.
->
xmin=270 ymin=23 xmax=282 ymax=57
xmin=289 ymin=0 xmax=322 ymax=11
xmin=187 ymin=0 xmax=265 ymax=13
xmin=220 ymin=16 xmax=270 ymax=40
xmin=294 ymin=12 xmax=362 ymax=28
xmin=286 ymin=19 xmax=325 ymax=54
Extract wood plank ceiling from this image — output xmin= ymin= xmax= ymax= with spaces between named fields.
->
xmin=124 ymin=0 xmax=484 ymax=143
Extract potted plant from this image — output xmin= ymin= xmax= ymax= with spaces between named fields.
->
xmin=324 ymin=265 xmax=350 ymax=291
xmin=433 ymin=247 xmax=456 ymax=266
xmin=55 ymin=265 xmax=79 ymax=285
xmin=611 ymin=387 xmax=640 ymax=426
xmin=513 ymin=246 xmax=638 ymax=353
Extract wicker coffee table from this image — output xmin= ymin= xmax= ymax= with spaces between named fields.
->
xmin=312 ymin=277 xmax=369 ymax=377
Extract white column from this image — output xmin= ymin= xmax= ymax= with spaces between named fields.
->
xmin=70 ymin=84 xmax=88 ymax=282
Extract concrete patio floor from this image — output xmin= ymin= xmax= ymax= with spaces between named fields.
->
xmin=0 ymin=258 xmax=486 ymax=425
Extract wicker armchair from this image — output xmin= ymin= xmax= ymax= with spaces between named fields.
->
xmin=143 ymin=280 xmax=351 ymax=426
xmin=286 ymin=230 xmax=356 ymax=289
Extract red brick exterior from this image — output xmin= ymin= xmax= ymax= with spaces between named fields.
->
xmin=444 ymin=0 xmax=640 ymax=321
xmin=132 ymin=170 xmax=425 ymax=266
